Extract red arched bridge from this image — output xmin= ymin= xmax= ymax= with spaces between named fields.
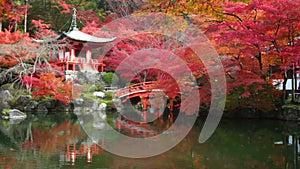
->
xmin=115 ymin=81 xmax=160 ymax=99
xmin=114 ymin=81 xmax=180 ymax=112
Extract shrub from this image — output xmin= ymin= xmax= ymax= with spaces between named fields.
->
xmin=103 ymin=72 xmax=118 ymax=85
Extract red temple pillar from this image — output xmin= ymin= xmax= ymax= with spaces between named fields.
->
xmin=100 ymin=59 xmax=106 ymax=72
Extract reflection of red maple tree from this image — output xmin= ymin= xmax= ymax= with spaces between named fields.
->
xmin=23 ymin=121 xmax=85 ymax=154
xmin=0 ymin=155 xmax=18 ymax=169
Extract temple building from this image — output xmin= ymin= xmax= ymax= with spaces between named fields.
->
xmin=35 ymin=8 xmax=116 ymax=72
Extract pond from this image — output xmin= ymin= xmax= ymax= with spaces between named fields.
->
xmin=0 ymin=112 xmax=299 ymax=169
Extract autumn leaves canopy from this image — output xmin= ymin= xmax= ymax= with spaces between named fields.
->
xmin=0 ymin=0 xmax=300 ymax=111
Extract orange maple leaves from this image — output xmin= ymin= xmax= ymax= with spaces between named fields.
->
xmin=22 ymin=72 xmax=73 ymax=105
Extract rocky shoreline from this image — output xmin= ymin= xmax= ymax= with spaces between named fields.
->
xmin=1 ymin=88 xmax=300 ymax=122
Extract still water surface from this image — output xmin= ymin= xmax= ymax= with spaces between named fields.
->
xmin=0 ymin=113 xmax=299 ymax=169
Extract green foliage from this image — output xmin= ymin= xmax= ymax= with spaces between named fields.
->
xmin=31 ymin=95 xmax=52 ymax=103
xmin=225 ymin=85 xmax=245 ymax=111
xmin=105 ymin=116 xmax=115 ymax=128
xmin=2 ymin=109 xmax=10 ymax=116
xmin=95 ymin=83 xmax=105 ymax=91
xmin=98 ymin=92 xmax=115 ymax=110
xmin=82 ymin=83 xmax=103 ymax=93
xmin=7 ymin=90 xmax=33 ymax=109
xmin=103 ymin=72 xmax=118 ymax=85
xmin=0 ymin=83 xmax=12 ymax=90
xmin=104 ymin=91 xmax=113 ymax=100
xmin=81 ymin=92 xmax=97 ymax=100
xmin=226 ymin=83 xmax=283 ymax=113
xmin=99 ymin=99 xmax=114 ymax=110
xmin=86 ymin=84 xmax=105 ymax=92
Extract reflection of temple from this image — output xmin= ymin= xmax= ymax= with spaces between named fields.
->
xmin=60 ymin=143 xmax=102 ymax=165
xmin=36 ymin=8 xmax=116 ymax=72
xmin=285 ymin=135 xmax=300 ymax=169
xmin=275 ymin=134 xmax=300 ymax=169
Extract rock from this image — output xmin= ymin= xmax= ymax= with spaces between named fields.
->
xmin=7 ymin=95 xmax=32 ymax=111
xmin=0 ymin=101 xmax=10 ymax=109
xmin=93 ymin=91 xmax=105 ymax=99
xmin=9 ymin=118 xmax=25 ymax=125
xmin=280 ymin=105 xmax=300 ymax=121
xmin=24 ymin=101 xmax=38 ymax=112
xmin=74 ymin=98 xmax=84 ymax=106
xmin=37 ymin=104 xmax=48 ymax=113
xmin=99 ymin=111 xmax=107 ymax=120
xmin=68 ymin=71 xmax=103 ymax=84
xmin=8 ymin=109 xmax=27 ymax=119
xmin=1 ymin=115 xmax=9 ymax=120
xmin=99 ymin=103 xmax=107 ymax=111
xmin=112 ymin=98 xmax=123 ymax=113
xmin=0 ymin=90 xmax=13 ymax=110
xmin=92 ymin=100 xmax=99 ymax=110
xmin=16 ymin=95 xmax=32 ymax=105
xmin=0 ymin=90 xmax=13 ymax=101
xmin=83 ymin=99 xmax=96 ymax=107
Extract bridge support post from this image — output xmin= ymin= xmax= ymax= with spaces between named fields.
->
xmin=116 ymin=120 xmax=122 ymax=131
xmin=143 ymin=111 xmax=147 ymax=123
xmin=170 ymin=111 xmax=174 ymax=123
xmin=169 ymin=98 xmax=174 ymax=111
xmin=141 ymin=96 xmax=149 ymax=123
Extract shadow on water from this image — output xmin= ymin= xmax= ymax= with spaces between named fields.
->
xmin=0 ymin=111 xmax=299 ymax=169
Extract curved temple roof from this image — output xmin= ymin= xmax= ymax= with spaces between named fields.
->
xmin=34 ymin=8 xmax=116 ymax=44
xmin=34 ymin=29 xmax=116 ymax=44
xmin=62 ymin=28 xmax=116 ymax=43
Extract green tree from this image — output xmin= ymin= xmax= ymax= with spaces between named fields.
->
xmin=103 ymin=72 xmax=118 ymax=85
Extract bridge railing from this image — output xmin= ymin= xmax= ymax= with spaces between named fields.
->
xmin=115 ymin=81 xmax=156 ymax=98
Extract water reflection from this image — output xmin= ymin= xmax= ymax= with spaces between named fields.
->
xmin=0 ymin=112 xmax=299 ymax=169
xmin=283 ymin=135 xmax=300 ymax=169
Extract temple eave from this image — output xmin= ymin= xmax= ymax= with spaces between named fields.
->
xmin=63 ymin=30 xmax=116 ymax=43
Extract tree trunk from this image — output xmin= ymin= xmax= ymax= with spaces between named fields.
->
xmin=0 ymin=20 xmax=2 ymax=32
xmin=283 ymin=71 xmax=288 ymax=103
xmin=292 ymin=64 xmax=295 ymax=103
xmin=24 ymin=0 xmax=28 ymax=33
xmin=14 ymin=21 xmax=18 ymax=32
xmin=294 ymin=64 xmax=298 ymax=102
xmin=256 ymin=53 xmax=263 ymax=70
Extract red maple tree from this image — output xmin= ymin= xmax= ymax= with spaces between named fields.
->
xmin=205 ymin=0 xmax=300 ymax=109
xmin=22 ymin=72 xmax=73 ymax=105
